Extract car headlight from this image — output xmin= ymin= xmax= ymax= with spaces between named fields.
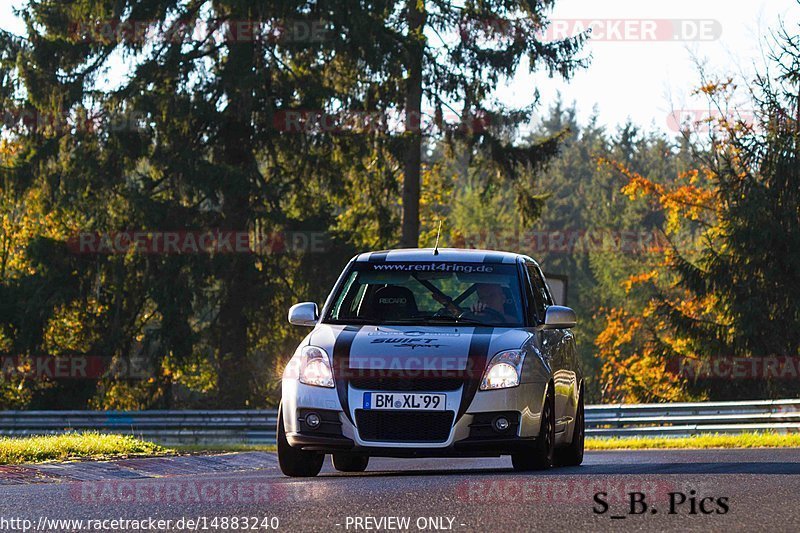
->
xmin=480 ymin=350 xmax=524 ymax=390
xmin=298 ymin=346 xmax=334 ymax=388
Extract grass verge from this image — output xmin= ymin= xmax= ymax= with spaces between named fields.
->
xmin=586 ymin=432 xmax=800 ymax=450
xmin=0 ymin=432 xmax=170 ymax=465
xmin=3 ymin=431 xmax=795 ymax=465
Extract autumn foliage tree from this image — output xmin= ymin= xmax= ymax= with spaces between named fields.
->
xmin=595 ymin=25 xmax=800 ymax=402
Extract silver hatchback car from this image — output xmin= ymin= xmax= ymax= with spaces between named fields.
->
xmin=278 ymin=248 xmax=584 ymax=476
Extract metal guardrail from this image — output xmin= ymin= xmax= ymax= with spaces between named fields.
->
xmin=1 ymin=399 xmax=798 ymax=444
xmin=0 ymin=410 xmax=278 ymax=445
xmin=586 ymin=399 xmax=800 ymax=437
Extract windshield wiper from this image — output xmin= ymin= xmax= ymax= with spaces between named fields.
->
xmin=411 ymin=274 xmax=463 ymax=315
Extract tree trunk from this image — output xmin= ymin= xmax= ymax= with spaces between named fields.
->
xmin=214 ymin=20 xmax=258 ymax=408
xmin=401 ymin=0 xmax=426 ymax=248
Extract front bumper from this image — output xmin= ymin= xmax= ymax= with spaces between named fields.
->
xmin=285 ymin=433 xmax=540 ymax=458
xmin=281 ymin=379 xmax=548 ymax=456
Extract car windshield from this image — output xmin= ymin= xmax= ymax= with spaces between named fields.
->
xmin=326 ymin=261 xmax=525 ymax=327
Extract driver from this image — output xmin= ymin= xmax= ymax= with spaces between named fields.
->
xmin=470 ymin=283 xmax=516 ymax=323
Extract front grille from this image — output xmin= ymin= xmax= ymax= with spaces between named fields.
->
xmin=355 ymin=410 xmax=454 ymax=442
xmin=348 ymin=376 xmax=463 ymax=391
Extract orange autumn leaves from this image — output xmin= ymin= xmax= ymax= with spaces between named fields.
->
xmin=594 ymin=158 xmax=722 ymax=403
xmin=602 ymin=158 xmax=717 ymax=233
xmin=595 ymin=307 xmax=690 ymax=403
xmin=621 ymin=270 xmax=658 ymax=294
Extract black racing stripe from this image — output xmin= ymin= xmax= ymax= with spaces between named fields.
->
xmin=482 ymin=252 xmax=504 ymax=264
xmin=456 ymin=327 xmax=494 ymax=421
xmin=368 ymin=251 xmax=389 ymax=262
xmin=332 ymin=325 xmax=362 ymax=424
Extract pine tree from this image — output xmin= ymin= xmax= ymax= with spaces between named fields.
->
xmin=387 ymin=1 xmax=588 ymax=246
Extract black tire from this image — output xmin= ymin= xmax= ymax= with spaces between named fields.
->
xmin=512 ymin=389 xmax=555 ymax=471
xmin=332 ymin=453 xmax=369 ymax=472
xmin=277 ymin=404 xmax=324 ymax=477
xmin=556 ymin=390 xmax=585 ymax=467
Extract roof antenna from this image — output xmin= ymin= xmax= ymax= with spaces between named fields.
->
xmin=433 ymin=220 xmax=442 ymax=256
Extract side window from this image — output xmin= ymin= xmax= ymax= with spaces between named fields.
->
xmin=533 ymin=266 xmax=554 ymax=307
xmin=523 ymin=264 xmax=544 ymax=323
xmin=525 ymin=263 xmax=549 ymax=321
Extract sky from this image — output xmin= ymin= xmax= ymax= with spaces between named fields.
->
xmin=1 ymin=0 xmax=797 ymax=135
xmin=505 ymin=0 xmax=799 ymax=134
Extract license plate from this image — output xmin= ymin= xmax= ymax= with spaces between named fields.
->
xmin=363 ymin=392 xmax=446 ymax=411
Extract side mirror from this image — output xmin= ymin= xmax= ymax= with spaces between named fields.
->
xmin=543 ymin=306 xmax=576 ymax=329
xmin=288 ymin=302 xmax=319 ymax=326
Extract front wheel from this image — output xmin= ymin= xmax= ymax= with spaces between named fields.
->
xmin=277 ymin=403 xmax=324 ymax=477
xmin=556 ymin=390 xmax=585 ymax=467
xmin=332 ymin=453 xmax=369 ymax=472
xmin=512 ymin=389 xmax=555 ymax=471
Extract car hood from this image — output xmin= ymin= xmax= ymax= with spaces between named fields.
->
xmin=308 ymin=324 xmax=532 ymax=371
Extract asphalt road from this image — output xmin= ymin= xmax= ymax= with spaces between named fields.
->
xmin=1 ymin=449 xmax=800 ymax=532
